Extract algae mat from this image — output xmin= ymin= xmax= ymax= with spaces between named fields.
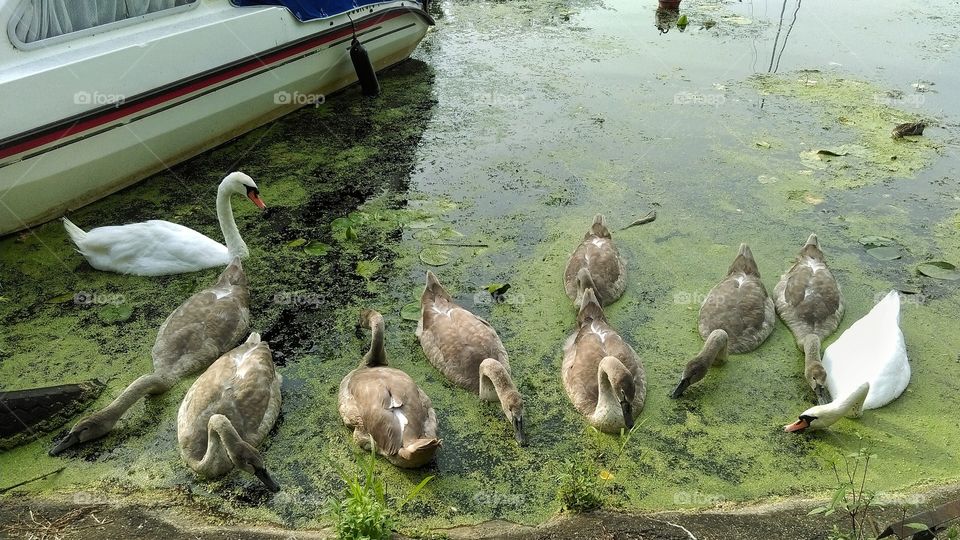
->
xmin=3 ymin=0 xmax=960 ymax=533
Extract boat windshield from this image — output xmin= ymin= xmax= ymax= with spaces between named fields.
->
xmin=10 ymin=0 xmax=198 ymax=45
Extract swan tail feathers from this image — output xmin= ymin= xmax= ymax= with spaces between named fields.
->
xmin=397 ymin=438 xmax=441 ymax=467
xmin=62 ymin=218 xmax=88 ymax=247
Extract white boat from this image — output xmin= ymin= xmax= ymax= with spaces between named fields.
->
xmin=0 ymin=0 xmax=433 ymax=235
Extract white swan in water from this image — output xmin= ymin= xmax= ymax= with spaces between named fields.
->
xmin=63 ymin=171 xmax=265 ymax=276
xmin=822 ymin=290 xmax=909 ymax=410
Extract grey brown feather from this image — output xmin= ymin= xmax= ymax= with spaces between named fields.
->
xmin=698 ymin=244 xmax=775 ymax=354
xmin=50 ymin=258 xmax=251 ymax=456
xmin=563 ymin=214 xmax=627 ymax=307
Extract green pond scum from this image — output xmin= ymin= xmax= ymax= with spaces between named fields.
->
xmin=2 ymin=0 xmax=960 ymax=535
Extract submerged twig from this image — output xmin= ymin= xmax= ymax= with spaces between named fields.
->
xmin=427 ymin=242 xmax=489 ymax=247
xmin=620 ymin=210 xmax=657 ymax=231
xmin=0 ymin=467 xmax=65 ymax=494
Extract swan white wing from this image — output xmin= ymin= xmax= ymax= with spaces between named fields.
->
xmin=80 ymin=221 xmax=229 ymax=275
xmin=823 ymin=291 xmax=909 ymax=410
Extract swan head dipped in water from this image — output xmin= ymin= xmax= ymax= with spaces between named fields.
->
xmin=49 ymin=410 xmax=117 ymax=455
xmin=784 ymin=382 xmax=870 ymax=433
xmin=479 ymin=358 xmax=527 ymax=445
xmin=671 ymin=329 xmax=729 ymax=399
xmin=209 ymin=415 xmax=280 ymax=492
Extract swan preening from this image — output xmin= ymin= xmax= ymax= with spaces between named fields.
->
xmin=417 ymin=272 xmax=527 ymax=445
xmin=774 ymin=234 xmax=844 ymax=404
xmin=563 ymin=288 xmax=646 ymax=433
xmin=49 ymin=258 xmax=251 ymax=456
xmin=563 ymin=214 xmax=626 ymax=308
xmin=177 ymin=333 xmax=282 ymax=492
xmin=63 ymin=172 xmax=265 ymax=276
xmin=340 ymin=309 xmax=441 ymax=467
xmin=671 ymin=243 xmax=774 ymax=398
xmin=823 ymin=290 xmax=909 ymax=410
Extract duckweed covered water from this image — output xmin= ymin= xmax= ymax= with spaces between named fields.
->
xmin=2 ymin=0 xmax=960 ymax=533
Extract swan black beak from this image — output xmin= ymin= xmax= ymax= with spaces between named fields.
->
xmin=670 ymin=378 xmax=691 ymax=399
xmin=620 ymin=400 xmax=634 ymax=430
xmin=254 ymin=466 xmax=281 ymax=493
xmin=512 ymin=415 xmax=527 ymax=447
xmin=814 ymin=384 xmax=832 ymax=406
xmin=49 ymin=432 xmax=81 ymax=456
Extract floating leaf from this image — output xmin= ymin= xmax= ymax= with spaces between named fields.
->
xmin=99 ymin=304 xmax=133 ymax=324
xmin=400 ymin=302 xmax=421 ymax=321
xmin=45 ymin=292 xmax=76 ymax=304
xmin=755 ymin=140 xmax=771 ymax=149
xmin=859 ymin=236 xmax=894 ymax=248
xmin=599 ymin=470 xmax=614 ymax=481
xmin=676 ymin=14 xmax=688 ymax=30
xmin=917 ymin=261 xmax=960 ymax=280
xmin=303 ymin=241 xmax=330 ymax=256
xmin=286 ymin=238 xmax=307 ymax=248
xmin=356 ymin=259 xmax=382 ymax=280
xmin=866 ymin=246 xmax=901 ymax=261
xmin=414 ymin=227 xmax=464 ymax=242
xmin=331 ymin=217 xmax=353 ymax=230
xmin=419 ymin=246 xmax=453 ymax=266
xmin=345 ymin=226 xmax=358 ymax=241
xmin=485 ymin=283 xmax=511 ymax=296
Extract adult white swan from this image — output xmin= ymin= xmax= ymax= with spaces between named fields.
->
xmin=63 ymin=172 xmax=265 ymax=276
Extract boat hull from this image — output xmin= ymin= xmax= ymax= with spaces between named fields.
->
xmin=0 ymin=3 xmax=431 ymax=235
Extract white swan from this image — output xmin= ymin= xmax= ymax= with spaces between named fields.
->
xmin=822 ymin=290 xmax=909 ymax=410
xmin=63 ymin=172 xmax=265 ymax=276
xmin=784 ymin=382 xmax=870 ymax=432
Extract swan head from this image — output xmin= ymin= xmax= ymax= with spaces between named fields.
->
xmin=785 ymin=382 xmax=870 ymax=433
xmin=601 ymin=357 xmax=637 ymax=429
xmin=504 ymin=392 xmax=527 ymax=447
xmin=586 ymin=214 xmax=612 ymax=240
xmin=49 ymin=412 xmax=116 ymax=456
xmin=233 ymin=443 xmax=281 ymax=493
xmin=222 ymin=172 xmax=266 ymax=209
xmin=804 ymin=362 xmax=831 ymax=405
xmin=671 ymin=358 xmax=707 ymax=399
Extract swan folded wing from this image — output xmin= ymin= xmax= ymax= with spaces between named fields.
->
xmin=783 ymin=266 xmax=813 ymax=307
xmin=350 ymin=375 xmax=403 ymax=456
xmin=85 ymin=221 xmax=229 ymax=275
xmin=421 ymin=307 xmax=507 ymax=391
xmin=154 ymin=295 xmax=248 ymax=373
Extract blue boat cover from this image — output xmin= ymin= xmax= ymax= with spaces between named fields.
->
xmin=230 ymin=0 xmax=397 ymax=22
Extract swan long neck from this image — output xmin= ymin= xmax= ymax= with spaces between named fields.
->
xmin=194 ymin=414 xmax=243 ymax=477
xmin=700 ymin=329 xmax=729 ymax=366
xmin=479 ymin=359 xmax=519 ymax=408
xmin=363 ymin=312 xmax=387 ymax=367
xmin=96 ymin=373 xmax=174 ymax=427
xmin=217 ymin=183 xmax=248 ymax=258
xmin=803 ymin=334 xmax=821 ymax=366
xmin=595 ymin=357 xmax=627 ymax=421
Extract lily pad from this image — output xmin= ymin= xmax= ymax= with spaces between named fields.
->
xmin=400 ymin=302 xmax=421 ymax=321
xmin=419 ymin=246 xmax=453 ymax=266
xmin=866 ymin=246 xmax=901 ymax=261
xmin=303 ymin=241 xmax=330 ymax=256
xmin=356 ymin=259 xmax=382 ymax=280
xmin=46 ymin=292 xmax=77 ymax=304
xmin=286 ymin=238 xmax=307 ymax=248
xmin=485 ymin=283 xmax=511 ymax=295
xmin=917 ymin=261 xmax=960 ymax=280
xmin=414 ymin=227 xmax=464 ymax=242
xmin=859 ymin=236 xmax=894 ymax=248
xmin=99 ymin=304 xmax=133 ymax=324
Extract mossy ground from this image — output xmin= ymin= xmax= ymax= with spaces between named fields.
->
xmin=2 ymin=0 xmax=960 ymax=534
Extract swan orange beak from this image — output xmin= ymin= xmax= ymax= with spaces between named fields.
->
xmin=247 ymin=191 xmax=266 ymax=209
xmin=784 ymin=417 xmax=810 ymax=433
